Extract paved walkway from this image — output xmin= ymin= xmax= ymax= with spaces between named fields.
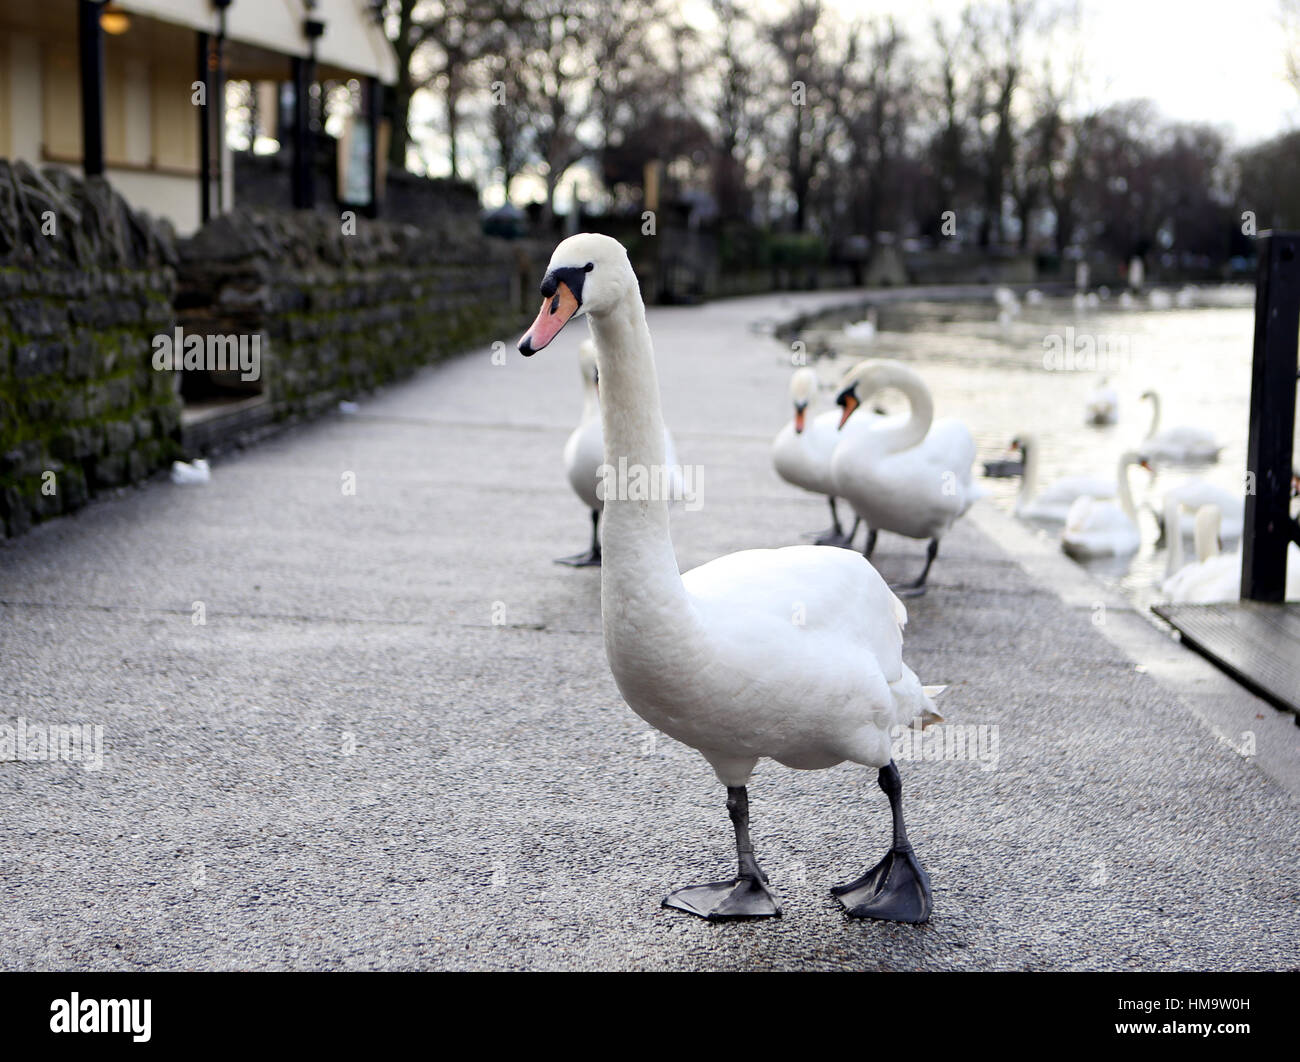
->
xmin=2 ymin=290 xmax=1296 ymax=971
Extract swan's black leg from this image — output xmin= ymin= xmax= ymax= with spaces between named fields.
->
xmin=662 ymin=786 xmax=782 ymax=921
xmin=863 ymin=528 xmax=878 ymax=560
xmin=554 ymin=508 xmax=601 ymax=567
xmin=833 ymin=761 xmax=932 ymax=923
xmin=891 ymin=538 xmax=938 ymax=597
xmin=812 ymin=498 xmax=857 ymax=547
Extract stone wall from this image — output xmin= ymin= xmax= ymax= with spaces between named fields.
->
xmin=175 ymin=207 xmax=534 ymax=429
xmin=0 ymin=161 xmax=180 ymax=539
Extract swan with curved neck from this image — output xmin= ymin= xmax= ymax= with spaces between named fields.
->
xmin=1139 ymin=391 xmax=1221 ymax=464
xmin=829 ymin=360 xmax=980 ymax=595
xmin=518 ymin=234 xmax=941 ymax=923
xmin=1060 ymin=451 xmax=1148 ymax=559
xmin=1010 ymin=432 xmax=1117 ymax=522
xmin=771 ymin=367 xmax=860 ymax=547
xmin=558 ymin=339 xmax=679 ymax=566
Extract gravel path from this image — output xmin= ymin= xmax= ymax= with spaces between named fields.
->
xmin=2 ymin=289 xmax=1296 ymax=971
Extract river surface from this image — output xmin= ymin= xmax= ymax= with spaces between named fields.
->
xmin=807 ymin=286 xmax=1274 ymax=611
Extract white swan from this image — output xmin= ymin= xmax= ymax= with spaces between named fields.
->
xmin=830 ymin=360 xmax=981 ymax=595
xmin=1138 ymin=391 xmax=1221 ymax=464
xmin=1011 ymin=432 xmax=1117 ymax=522
xmin=1060 ymin=451 xmax=1148 ymax=559
xmin=518 ymin=233 xmax=941 ymax=924
xmin=1085 ymin=378 xmax=1119 ymax=426
xmin=771 ymin=367 xmax=859 ymax=547
xmin=842 ymin=308 xmax=878 ymax=341
xmin=1162 ymin=503 xmax=1300 ymax=603
xmin=558 ymin=338 xmax=679 ymax=566
xmin=1154 ymin=478 xmax=1244 ymax=544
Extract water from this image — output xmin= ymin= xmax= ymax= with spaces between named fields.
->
xmin=809 ymin=286 xmax=1271 ymax=612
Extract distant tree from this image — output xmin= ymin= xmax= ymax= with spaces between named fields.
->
xmin=1284 ymin=0 xmax=1300 ymax=95
xmin=515 ymin=0 xmax=597 ymax=229
xmin=763 ymin=0 xmax=852 ymax=232
xmin=1238 ymin=131 xmax=1300 ymax=229
xmin=708 ymin=0 xmax=763 ymax=221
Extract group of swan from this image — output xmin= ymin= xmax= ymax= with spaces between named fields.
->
xmin=520 ymin=234 xmax=940 ymax=924
xmin=1012 ymin=432 xmax=1243 ymax=561
xmin=1081 ymin=378 xmax=1221 ymax=465
xmin=773 ymin=360 xmax=982 ymax=595
xmin=771 ymin=367 xmax=860 ymax=547
xmin=1162 ymin=502 xmax=1300 ymax=604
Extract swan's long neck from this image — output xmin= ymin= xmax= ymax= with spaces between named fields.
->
xmin=1117 ymin=454 xmax=1139 ymax=522
xmin=587 ymin=296 xmax=696 ymax=633
xmin=1194 ymin=508 xmax=1221 ymax=563
xmin=1165 ymin=498 xmax=1184 ymax=576
xmin=1145 ymin=394 xmax=1161 ymax=439
xmin=1018 ymin=438 xmax=1039 ymax=504
xmin=851 ymin=364 xmax=932 ymax=452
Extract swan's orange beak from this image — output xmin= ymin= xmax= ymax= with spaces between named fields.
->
xmin=838 ymin=393 xmax=859 ymax=429
xmin=793 ymin=405 xmax=806 ymax=434
xmin=518 ymin=281 xmax=579 ymax=356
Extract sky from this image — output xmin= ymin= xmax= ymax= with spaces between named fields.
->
xmin=426 ymin=0 xmax=1300 ymax=200
xmin=825 ymin=0 xmax=1299 ymax=145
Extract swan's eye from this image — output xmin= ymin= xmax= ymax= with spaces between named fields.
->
xmin=584 ymin=262 xmax=594 ymax=272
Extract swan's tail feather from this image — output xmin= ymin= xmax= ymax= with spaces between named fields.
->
xmin=920 ymin=684 xmax=946 ymax=727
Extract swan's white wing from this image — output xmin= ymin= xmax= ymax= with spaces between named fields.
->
xmin=678 ymin=544 xmax=929 ymax=768
xmin=564 ymin=419 xmax=605 ymax=511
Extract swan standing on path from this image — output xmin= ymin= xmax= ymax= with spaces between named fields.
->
xmin=1138 ymin=391 xmax=1221 ymax=464
xmin=1060 ymin=452 xmax=1149 ymax=559
xmin=1011 ymin=432 xmax=1117 ymax=522
xmin=519 ymin=234 xmax=941 ymax=923
xmin=772 ymin=367 xmax=859 ymax=548
xmin=558 ymin=339 xmax=679 ymax=566
xmin=830 ymin=360 xmax=981 ymax=596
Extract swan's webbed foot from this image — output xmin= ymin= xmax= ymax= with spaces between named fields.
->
xmin=553 ymin=548 xmax=600 ymax=567
xmin=808 ymin=500 xmax=858 ymax=548
xmin=663 ymin=786 xmax=782 ymax=921
xmin=832 ymin=844 xmax=932 ymax=924
xmin=663 ymin=871 xmax=782 ymax=921
xmin=814 ymin=516 xmax=860 ymax=549
xmin=833 ymin=761 xmax=933 ymax=924
xmin=555 ymin=509 xmax=601 ymax=566
xmin=888 ymin=538 xmax=938 ymax=597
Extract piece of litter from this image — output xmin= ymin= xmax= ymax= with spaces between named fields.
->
xmin=338 ymin=401 xmax=359 ymax=414
xmin=170 ymin=459 xmax=210 ymax=485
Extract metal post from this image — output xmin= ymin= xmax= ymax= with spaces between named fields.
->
xmin=78 ymin=0 xmax=105 ymax=177
xmin=290 ymin=55 xmax=313 ymax=209
xmin=197 ymin=31 xmax=211 ymax=223
xmin=213 ymin=5 xmax=228 ymax=216
xmin=1240 ymin=231 xmax=1300 ymax=602
xmin=366 ymin=76 xmax=382 ymax=218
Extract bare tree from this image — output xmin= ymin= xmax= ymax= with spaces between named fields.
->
xmin=515 ymin=0 xmax=597 ymax=229
xmin=763 ymin=0 xmax=851 ymax=232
